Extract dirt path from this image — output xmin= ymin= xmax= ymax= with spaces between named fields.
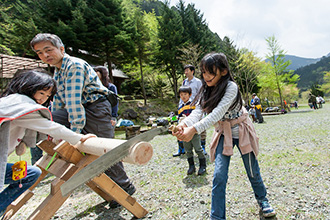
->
xmin=9 ymin=105 xmax=330 ymax=220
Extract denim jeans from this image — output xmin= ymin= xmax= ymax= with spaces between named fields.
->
xmin=0 ymin=163 xmax=41 ymax=213
xmin=210 ymin=136 xmax=268 ymax=220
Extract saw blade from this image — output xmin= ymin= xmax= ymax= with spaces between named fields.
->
xmin=60 ymin=126 xmax=168 ymax=196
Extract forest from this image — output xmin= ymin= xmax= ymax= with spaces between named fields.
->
xmin=1 ymin=0 xmax=329 ymax=106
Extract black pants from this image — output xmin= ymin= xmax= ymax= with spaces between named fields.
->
xmin=255 ymin=107 xmax=264 ymax=123
xmin=52 ymin=99 xmax=131 ymax=189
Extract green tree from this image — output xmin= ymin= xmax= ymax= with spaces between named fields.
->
xmin=176 ymin=0 xmax=223 ymax=55
xmin=321 ymin=71 xmax=330 ymax=95
xmin=235 ymin=49 xmax=262 ymax=104
xmin=1 ymin=0 xmax=40 ymax=56
xmin=156 ymin=1 xmax=184 ymax=101
xmin=265 ymin=35 xmax=299 ymax=108
xmin=221 ymin=36 xmax=240 ymax=75
xmin=133 ymin=9 xmax=150 ymax=105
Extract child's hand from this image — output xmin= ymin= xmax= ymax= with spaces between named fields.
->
xmin=80 ymin=133 xmax=97 ymax=143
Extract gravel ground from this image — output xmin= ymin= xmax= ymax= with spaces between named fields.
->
xmin=9 ymin=104 xmax=330 ymax=220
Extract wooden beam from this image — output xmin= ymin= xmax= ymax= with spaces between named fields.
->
xmin=37 ymin=140 xmax=57 ymax=156
xmin=92 ymin=174 xmax=148 ymax=218
xmin=2 ymin=190 xmax=34 ymax=220
xmin=53 ymin=141 xmax=84 ymax=164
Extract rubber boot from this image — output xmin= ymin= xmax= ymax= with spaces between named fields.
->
xmin=187 ymin=157 xmax=195 ymax=175
xmin=173 ymin=141 xmax=185 ymax=157
xmin=201 ymin=139 xmax=207 ymax=155
xmin=198 ymin=158 xmax=206 ymax=175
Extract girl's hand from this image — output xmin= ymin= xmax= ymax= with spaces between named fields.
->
xmin=179 ymin=126 xmax=197 ymax=142
xmin=110 ymin=120 xmax=116 ymax=126
xmin=171 ymin=123 xmax=186 ymax=139
xmin=80 ymin=134 xmax=97 ymax=143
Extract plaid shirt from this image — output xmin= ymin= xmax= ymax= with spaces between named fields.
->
xmin=52 ymin=53 xmax=108 ymax=132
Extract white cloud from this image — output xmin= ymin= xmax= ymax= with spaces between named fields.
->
xmin=170 ymin=0 xmax=330 ymax=59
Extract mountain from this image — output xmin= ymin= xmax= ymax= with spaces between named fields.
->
xmin=285 ymin=55 xmax=321 ymax=70
xmin=294 ymin=55 xmax=330 ymax=90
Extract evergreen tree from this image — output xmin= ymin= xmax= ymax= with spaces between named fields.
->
xmin=156 ymin=1 xmax=184 ymax=101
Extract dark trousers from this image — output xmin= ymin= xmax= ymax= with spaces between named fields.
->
xmin=52 ymin=99 xmax=131 ymax=189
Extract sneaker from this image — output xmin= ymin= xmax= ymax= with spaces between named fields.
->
xmin=259 ymin=200 xmax=276 ymax=217
xmin=109 ymin=184 xmax=136 ymax=208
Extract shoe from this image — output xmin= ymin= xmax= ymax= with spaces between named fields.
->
xmin=187 ymin=157 xmax=195 ymax=175
xmin=259 ymin=200 xmax=276 ymax=217
xmin=109 ymin=184 xmax=136 ymax=208
xmin=173 ymin=152 xmax=185 ymax=157
xmin=197 ymin=158 xmax=206 ymax=175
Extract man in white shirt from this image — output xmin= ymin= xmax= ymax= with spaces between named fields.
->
xmin=181 ymin=64 xmax=202 ymax=104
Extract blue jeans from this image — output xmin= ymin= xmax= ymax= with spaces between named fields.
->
xmin=0 ymin=163 xmax=41 ymax=212
xmin=210 ymin=136 xmax=268 ymax=220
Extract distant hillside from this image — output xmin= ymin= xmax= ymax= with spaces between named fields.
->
xmin=295 ymin=55 xmax=330 ymax=90
xmin=285 ymin=55 xmax=320 ymax=70
xmin=265 ymin=55 xmax=320 ymax=70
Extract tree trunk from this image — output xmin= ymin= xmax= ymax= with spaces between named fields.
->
xmin=275 ymin=72 xmax=283 ymax=108
xmin=172 ymin=66 xmax=178 ymax=102
xmin=139 ymin=56 xmax=147 ymax=105
xmin=106 ymin=51 xmax=114 ymax=83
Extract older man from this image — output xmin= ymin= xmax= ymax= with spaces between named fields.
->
xmin=30 ymin=33 xmax=135 ymax=207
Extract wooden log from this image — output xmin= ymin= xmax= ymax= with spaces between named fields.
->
xmin=75 ymin=137 xmax=153 ymax=165
xmin=123 ymin=141 xmax=153 ymax=165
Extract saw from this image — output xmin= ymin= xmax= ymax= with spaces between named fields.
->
xmin=60 ymin=126 xmax=168 ymax=196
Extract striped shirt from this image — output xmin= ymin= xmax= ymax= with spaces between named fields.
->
xmin=178 ymin=100 xmax=196 ymax=118
xmin=52 ymin=53 xmax=108 ymax=132
xmin=182 ymin=81 xmax=242 ymax=138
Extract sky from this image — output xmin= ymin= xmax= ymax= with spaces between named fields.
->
xmin=170 ymin=0 xmax=330 ymax=59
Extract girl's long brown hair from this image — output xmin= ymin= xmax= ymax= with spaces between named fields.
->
xmin=192 ymin=52 xmax=242 ymax=114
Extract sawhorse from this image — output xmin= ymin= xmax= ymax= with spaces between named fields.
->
xmin=3 ymin=140 xmax=148 ymax=219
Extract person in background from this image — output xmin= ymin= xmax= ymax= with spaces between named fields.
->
xmin=93 ymin=66 xmax=118 ymax=138
xmin=308 ymin=93 xmax=318 ymax=110
xmin=181 ymin=64 xmax=207 ymax=155
xmin=175 ymin=86 xmax=206 ymax=175
xmin=30 ymin=33 xmax=135 ymax=208
xmin=0 ymin=70 xmax=95 ymax=217
xmin=316 ymin=95 xmax=324 ymax=108
xmin=251 ymin=93 xmax=264 ymax=123
xmin=172 ymin=52 xmax=276 ymax=219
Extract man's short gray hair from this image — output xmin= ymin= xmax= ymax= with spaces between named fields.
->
xmin=30 ymin=33 xmax=64 ymax=51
